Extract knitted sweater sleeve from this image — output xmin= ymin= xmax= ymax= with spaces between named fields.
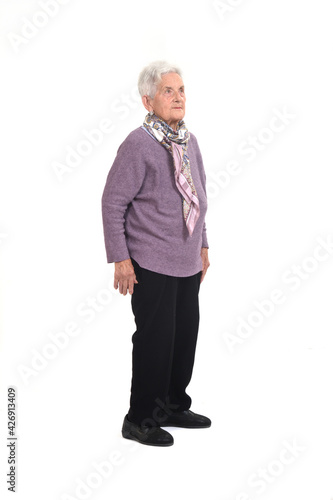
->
xmin=101 ymin=132 xmax=146 ymax=263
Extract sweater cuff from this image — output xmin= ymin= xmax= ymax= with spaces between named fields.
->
xmin=106 ymin=247 xmax=130 ymax=264
xmin=201 ymin=231 xmax=209 ymax=249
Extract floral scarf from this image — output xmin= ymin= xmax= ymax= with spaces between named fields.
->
xmin=142 ymin=112 xmax=200 ymax=236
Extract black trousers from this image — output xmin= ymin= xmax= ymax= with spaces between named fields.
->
xmin=127 ymin=258 xmax=202 ymax=426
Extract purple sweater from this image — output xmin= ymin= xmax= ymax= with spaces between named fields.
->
xmin=101 ymin=126 xmax=208 ymax=277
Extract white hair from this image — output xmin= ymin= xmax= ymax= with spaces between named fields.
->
xmin=138 ymin=61 xmax=183 ymax=98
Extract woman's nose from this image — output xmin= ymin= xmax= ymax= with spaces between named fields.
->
xmin=173 ymin=91 xmax=183 ymax=101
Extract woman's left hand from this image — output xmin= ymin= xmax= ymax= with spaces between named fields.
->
xmin=200 ymin=247 xmax=210 ymax=283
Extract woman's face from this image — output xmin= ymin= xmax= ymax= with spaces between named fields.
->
xmin=144 ymin=72 xmax=186 ymax=130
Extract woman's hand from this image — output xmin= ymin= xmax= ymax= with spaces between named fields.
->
xmin=200 ymin=248 xmax=210 ymax=283
xmin=114 ymin=259 xmax=138 ymax=296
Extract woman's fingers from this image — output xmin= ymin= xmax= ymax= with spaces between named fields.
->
xmin=118 ymin=275 xmax=138 ymax=295
xmin=120 ymin=279 xmax=129 ymax=296
xmin=114 ymin=260 xmax=138 ymax=295
xmin=127 ymin=274 xmax=138 ymax=295
xmin=200 ymin=261 xmax=210 ymax=283
xmin=128 ymin=278 xmax=135 ymax=295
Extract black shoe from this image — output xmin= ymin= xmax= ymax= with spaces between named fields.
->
xmin=121 ymin=415 xmax=174 ymax=447
xmin=160 ymin=410 xmax=211 ymax=428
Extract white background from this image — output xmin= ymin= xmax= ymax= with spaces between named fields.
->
xmin=1 ymin=0 xmax=333 ymax=499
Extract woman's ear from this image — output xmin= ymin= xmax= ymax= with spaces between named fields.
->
xmin=142 ymin=95 xmax=153 ymax=113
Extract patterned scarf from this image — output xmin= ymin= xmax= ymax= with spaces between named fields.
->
xmin=142 ymin=112 xmax=200 ymax=236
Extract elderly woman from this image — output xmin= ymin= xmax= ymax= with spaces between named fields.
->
xmin=101 ymin=61 xmax=211 ymax=447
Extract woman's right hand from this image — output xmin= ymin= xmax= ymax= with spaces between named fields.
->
xmin=114 ymin=259 xmax=138 ymax=296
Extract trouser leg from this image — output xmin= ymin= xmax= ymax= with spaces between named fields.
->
xmin=127 ymin=259 xmax=202 ymax=426
xmin=128 ymin=259 xmax=178 ymax=426
xmin=167 ymin=271 xmax=202 ymax=411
